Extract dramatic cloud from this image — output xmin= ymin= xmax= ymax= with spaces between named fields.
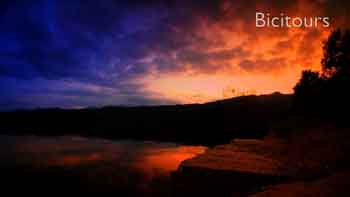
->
xmin=0 ymin=0 xmax=349 ymax=110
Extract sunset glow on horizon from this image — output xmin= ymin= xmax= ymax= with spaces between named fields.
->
xmin=138 ymin=21 xmax=331 ymax=104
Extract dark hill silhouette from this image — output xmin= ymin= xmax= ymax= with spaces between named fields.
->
xmin=0 ymin=93 xmax=292 ymax=145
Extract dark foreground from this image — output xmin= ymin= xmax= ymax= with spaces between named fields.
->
xmin=4 ymin=125 xmax=350 ymax=197
xmin=2 ymin=93 xmax=350 ymax=196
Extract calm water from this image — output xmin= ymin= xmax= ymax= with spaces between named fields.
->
xmin=0 ymin=135 xmax=206 ymax=195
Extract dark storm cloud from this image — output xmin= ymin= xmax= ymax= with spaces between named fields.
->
xmin=0 ymin=0 xmax=190 ymax=109
xmin=0 ymin=0 xmax=246 ymax=81
xmin=0 ymin=0 xmax=300 ymax=81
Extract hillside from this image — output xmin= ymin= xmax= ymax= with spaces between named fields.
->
xmin=0 ymin=93 xmax=292 ymax=145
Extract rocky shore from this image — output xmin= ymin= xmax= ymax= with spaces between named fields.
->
xmin=173 ymin=128 xmax=350 ymax=196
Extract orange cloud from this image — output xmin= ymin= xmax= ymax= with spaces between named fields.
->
xmin=135 ymin=0 xmax=337 ymax=104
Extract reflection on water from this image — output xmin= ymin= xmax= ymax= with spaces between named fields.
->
xmin=1 ymin=135 xmax=206 ymax=195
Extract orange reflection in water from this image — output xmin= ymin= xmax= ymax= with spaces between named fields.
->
xmin=48 ymin=153 xmax=102 ymax=166
xmin=12 ymin=136 xmax=207 ymax=177
xmin=136 ymin=146 xmax=206 ymax=174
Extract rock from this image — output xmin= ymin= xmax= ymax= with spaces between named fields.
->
xmin=172 ymin=139 xmax=292 ymax=197
xmin=252 ymin=171 xmax=350 ymax=197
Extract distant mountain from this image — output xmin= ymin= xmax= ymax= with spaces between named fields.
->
xmin=0 ymin=93 xmax=292 ymax=145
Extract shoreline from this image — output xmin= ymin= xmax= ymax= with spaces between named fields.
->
xmin=173 ymin=132 xmax=350 ymax=196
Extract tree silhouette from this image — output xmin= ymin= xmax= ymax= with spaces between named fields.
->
xmin=293 ymin=70 xmax=324 ymax=109
xmin=321 ymin=29 xmax=350 ymax=78
xmin=294 ymin=28 xmax=350 ymax=115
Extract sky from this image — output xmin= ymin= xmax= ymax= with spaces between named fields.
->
xmin=0 ymin=0 xmax=349 ymax=110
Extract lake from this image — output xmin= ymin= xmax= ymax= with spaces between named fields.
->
xmin=0 ymin=135 xmax=206 ymax=195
